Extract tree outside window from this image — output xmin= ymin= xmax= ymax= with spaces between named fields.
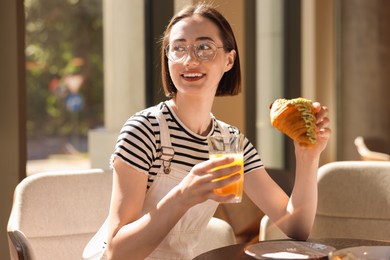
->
xmin=25 ymin=0 xmax=103 ymax=162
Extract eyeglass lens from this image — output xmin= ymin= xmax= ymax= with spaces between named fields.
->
xmin=166 ymin=41 xmax=221 ymax=62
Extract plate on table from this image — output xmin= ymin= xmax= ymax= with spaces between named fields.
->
xmin=329 ymin=246 xmax=390 ymax=260
xmin=244 ymin=241 xmax=335 ymax=259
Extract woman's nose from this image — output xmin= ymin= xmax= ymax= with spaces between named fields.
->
xmin=183 ymin=47 xmax=200 ymax=66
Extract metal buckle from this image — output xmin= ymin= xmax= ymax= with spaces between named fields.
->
xmin=159 ymin=146 xmax=174 ymax=174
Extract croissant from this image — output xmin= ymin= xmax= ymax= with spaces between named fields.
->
xmin=270 ymin=97 xmax=317 ymax=146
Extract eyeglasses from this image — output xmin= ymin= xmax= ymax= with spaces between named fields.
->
xmin=165 ymin=40 xmax=224 ymax=62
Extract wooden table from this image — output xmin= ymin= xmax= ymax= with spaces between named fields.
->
xmin=193 ymin=238 xmax=390 ymax=259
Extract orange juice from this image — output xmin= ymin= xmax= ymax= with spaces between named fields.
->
xmin=210 ymin=153 xmax=244 ymax=203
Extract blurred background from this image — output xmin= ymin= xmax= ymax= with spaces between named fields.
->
xmin=1 ymin=0 xmax=389 ymax=258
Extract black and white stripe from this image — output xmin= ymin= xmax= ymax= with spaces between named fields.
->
xmin=111 ymin=102 xmax=263 ymax=190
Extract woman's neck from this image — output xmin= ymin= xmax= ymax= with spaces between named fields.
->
xmin=168 ymin=96 xmax=213 ymax=136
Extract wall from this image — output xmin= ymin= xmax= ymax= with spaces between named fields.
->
xmin=208 ymin=0 xmax=246 ymax=132
xmin=314 ymin=0 xmax=337 ymax=164
xmin=339 ymin=0 xmax=390 ymax=160
xmin=0 ymin=0 xmax=26 ymax=258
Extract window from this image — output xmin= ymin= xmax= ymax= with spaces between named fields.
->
xmin=25 ymin=0 xmax=103 ymax=174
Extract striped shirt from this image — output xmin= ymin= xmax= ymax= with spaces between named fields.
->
xmin=111 ymin=102 xmax=263 ymax=190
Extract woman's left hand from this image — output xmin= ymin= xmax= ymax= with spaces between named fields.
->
xmin=295 ymin=102 xmax=331 ymax=156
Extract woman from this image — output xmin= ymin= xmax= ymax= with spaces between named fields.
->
xmin=105 ymin=3 xmax=330 ymax=260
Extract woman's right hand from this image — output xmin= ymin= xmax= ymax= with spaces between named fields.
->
xmin=175 ymin=157 xmax=241 ymax=207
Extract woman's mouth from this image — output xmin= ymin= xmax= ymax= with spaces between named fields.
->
xmin=181 ymin=73 xmax=204 ymax=80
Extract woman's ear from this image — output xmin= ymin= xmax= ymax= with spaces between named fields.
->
xmin=224 ymin=50 xmax=236 ymax=72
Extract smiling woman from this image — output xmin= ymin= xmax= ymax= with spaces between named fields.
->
xmin=98 ymin=3 xmax=264 ymax=260
xmin=90 ymin=2 xmax=331 ymax=260
xmin=166 ymin=15 xmax=236 ymax=96
xmin=161 ymin=6 xmax=241 ymax=98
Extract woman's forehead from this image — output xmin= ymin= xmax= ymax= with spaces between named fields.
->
xmin=169 ymin=15 xmax=221 ymax=43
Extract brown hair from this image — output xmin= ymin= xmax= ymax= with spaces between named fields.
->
xmin=161 ymin=3 xmax=241 ymax=98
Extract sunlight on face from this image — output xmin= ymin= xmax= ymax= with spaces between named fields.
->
xmin=167 ymin=15 xmax=234 ymax=98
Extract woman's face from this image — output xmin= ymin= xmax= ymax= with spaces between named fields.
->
xmin=167 ymin=15 xmax=235 ymax=98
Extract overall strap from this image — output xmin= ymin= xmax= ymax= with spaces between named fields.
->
xmin=152 ymin=104 xmax=174 ymax=174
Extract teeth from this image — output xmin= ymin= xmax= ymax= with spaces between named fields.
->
xmin=183 ymin=73 xmax=202 ymax=78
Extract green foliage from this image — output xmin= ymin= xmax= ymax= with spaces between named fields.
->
xmin=25 ymin=0 xmax=104 ymax=139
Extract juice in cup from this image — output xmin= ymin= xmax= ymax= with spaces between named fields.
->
xmin=209 ymin=153 xmax=244 ymax=203
xmin=208 ymin=134 xmax=244 ymax=203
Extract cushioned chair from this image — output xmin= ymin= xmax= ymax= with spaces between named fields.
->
xmin=354 ymin=136 xmax=390 ymax=161
xmin=7 ymin=169 xmax=112 ymax=260
xmin=8 ymin=168 xmax=236 ymax=259
xmin=193 ymin=217 xmax=237 ymax=257
xmin=260 ymin=161 xmax=390 ymax=241
xmin=83 ymin=215 xmax=236 ymax=259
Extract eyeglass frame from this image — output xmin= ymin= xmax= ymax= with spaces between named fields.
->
xmin=165 ymin=40 xmax=224 ymax=62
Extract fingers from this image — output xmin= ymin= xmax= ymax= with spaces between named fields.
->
xmin=208 ymin=172 xmax=241 ymax=202
xmin=317 ymin=125 xmax=332 ymax=139
xmin=182 ymin=156 xmax=243 ymax=204
xmin=313 ymin=102 xmax=329 ymax=123
xmin=317 ymin=116 xmax=330 ymax=131
xmin=191 ymin=157 xmax=243 ymax=202
xmin=205 ymin=156 xmax=235 ymax=172
xmin=204 ymin=164 xmax=242 ymax=196
xmin=293 ymin=101 xmax=331 ymax=152
xmin=207 ymin=164 xmax=241 ymax=178
xmin=191 ymin=171 xmax=241 ymax=203
xmin=211 ymin=172 xmax=241 ymax=187
xmin=194 ymin=156 xmax=237 ymax=178
xmin=209 ymin=193 xmax=237 ymax=203
xmin=312 ymin=102 xmax=330 ymax=134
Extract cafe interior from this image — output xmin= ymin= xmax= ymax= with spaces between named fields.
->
xmin=2 ymin=0 xmax=390 ymax=259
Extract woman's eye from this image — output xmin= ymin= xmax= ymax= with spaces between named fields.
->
xmin=173 ymin=46 xmax=186 ymax=52
xmin=198 ymin=43 xmax=211 ymax=50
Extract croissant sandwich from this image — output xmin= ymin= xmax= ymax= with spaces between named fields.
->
xmin=270 ymin=97 xmax=317 ymax=146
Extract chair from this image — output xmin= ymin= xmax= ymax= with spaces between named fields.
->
xmin=354 ymin=136 xmax=390 ymax=161
xmin=259 ymin=215 xmax=288 ymax=241
xmin=8 ymin=168 xmax=237 ymax=259
xmin=82 ymin=213 xmax=237 ymax=259
xmin=260 ymin=161 xmax=390 ymax=241
xmin=193 ymin=217 xmax=237 ymax=257
xmin=7 ymin=169 xmax=112 ymax=260
xmin=311 ymin=160 xmax=390 ymax=240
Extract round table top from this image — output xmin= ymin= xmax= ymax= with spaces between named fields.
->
xmin=193 ymin=238 xmax=390 ymax=260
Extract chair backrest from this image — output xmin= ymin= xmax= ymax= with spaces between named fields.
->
xmin=354 ymin=136 xmax=390 ymax=161
xmin=193 ymin=217 xmax=237 ymax=257
xmin=259 ymin=161 xmax=390 ymax=241
xmin=311 ymin=161 xmax=390 ymax=240
xmin=8 ymin=169 xmax=112 ymax=260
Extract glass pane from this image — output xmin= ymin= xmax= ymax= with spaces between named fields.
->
xmin=25 ymin=0 xmax=103 ymax=174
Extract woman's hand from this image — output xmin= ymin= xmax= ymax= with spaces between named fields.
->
xmin=295 ymin=102 xmax=331 ymax=156
xmin=280 ymin=102 xmax=330 ymax=239
xmin=107 ymin=157 xmax=240 ymax=259
xmin=176 ymin=157 xmax=241 ymax=208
